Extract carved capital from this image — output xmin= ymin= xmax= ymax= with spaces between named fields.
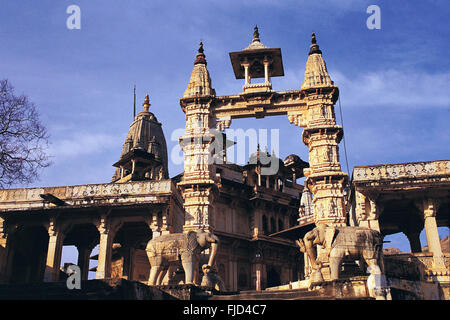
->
xmin=415 ymin=198 xmax=441 ymax=218
xmin=0 ymin=217 xmax=7 ymax=239
xmin=96 ymin=216 xmax=110 ymax=235
xmin=45 ymin=216 xmax=67 ymax=238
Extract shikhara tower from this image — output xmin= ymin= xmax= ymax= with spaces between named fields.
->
xmin=178 ymin=42 xmax=217 ymax=232
xmin=300 ymin=33 xmax=348 ymax=226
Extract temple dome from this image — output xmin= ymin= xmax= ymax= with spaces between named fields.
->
xmin=112 ymin=94 xmax=169 ymax=182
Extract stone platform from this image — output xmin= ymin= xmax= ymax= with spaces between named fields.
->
xmin=0 ymin=277 xmax=440 ymax=300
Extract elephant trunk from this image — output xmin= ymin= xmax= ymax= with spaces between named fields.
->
xmin=304 ymin=238 xmax=321 ymax=270
xmin=207 ymin=242 xmax=218 ymax=267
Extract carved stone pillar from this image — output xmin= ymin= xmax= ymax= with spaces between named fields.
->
xmin=44 ymin=218 xmax=65 ymax=282
xmin=263 ymin=58 xmax=270 ymax=84
xmin=255 ymin=263 xmax=263 ymax=291
xmin=160 ymin=207 xmax=171 ymax=235
xmin=228 ymin=258 xmax=238 ymax=291
xmin=76 ymin=242 xmax=96 ymax=281
xmin=0 ymin=217 xmax=10 ymax=284
xmin=243 ymin=62 xmax=250 ymax=86
xmin=121 ymin=247 xmax=136 ymax=280
xmin=95 ymin=214 xmax=120 ymax=279
xmin=422 ymin=199 xmax=445 ymax=269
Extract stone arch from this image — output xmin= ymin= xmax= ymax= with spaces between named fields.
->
xmin=62 ymin=222 xmax=100 ymax=280
xmin=266 ymin=266 xmax=281 ymax=288
xmin=112 ymin=221 xmax=153 ymax=281
xmin=6 ymin=225 xmax=49 ymax=284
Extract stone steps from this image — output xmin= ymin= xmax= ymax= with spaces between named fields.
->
xmin=208 ymin=288 xmax=336 ymax=300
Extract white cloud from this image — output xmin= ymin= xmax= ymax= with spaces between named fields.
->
xmin=270 ymin=67 xmax=450 ymax=110
xmin=47 ymin=132 xmax=122 ymax=161
xmin=331 ymin=69 xmax=450 ymax=109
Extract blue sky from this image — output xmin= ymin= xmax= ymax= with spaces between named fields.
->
xmin=1 ymin=0 xmax=449 ymax=256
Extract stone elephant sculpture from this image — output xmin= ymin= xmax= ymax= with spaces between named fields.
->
xmin=146 ymin=231 xmax=219 ymax=285
xmin=297 ymin=224 xmax=383 ymax=281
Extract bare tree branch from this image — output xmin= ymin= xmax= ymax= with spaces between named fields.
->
xmin=0 ymin=79 xmax=51 ymax=188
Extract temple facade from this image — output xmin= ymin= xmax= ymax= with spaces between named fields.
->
xmin=0 ymin=27 xmax=448 ymax=299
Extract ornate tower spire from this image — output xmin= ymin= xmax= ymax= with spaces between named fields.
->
xmin=309 ymin=32 xmax=322 ymax=55
xmin=253 ymin=25 xmax=260 ymax=42
xmin=301 ymin=32 xmax=333 ymax=89
xmin=300 ymin=33 xmax=347 ymax=227
xmin=133 ymin=84 xmax=136 ymax=119
xmin=179 ymin=42 xmax=217 ymax=232
xmin=184 ymin=42 xmax=215 ymax=98
xmin=194 ymin=41 xmax=207 ymax=65
xmin=143 ymin=93 xmax=151 ymax=112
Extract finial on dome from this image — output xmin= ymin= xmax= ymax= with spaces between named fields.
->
xmin=194 ymin=41 xmax=207 ymax=65
xmin=253 ymin=25 xmax=260 ymax=42
xmin=308 ymin=32 xmax=322 ymax=55
xmin=143 ymin=93 xmax=151 ymax=112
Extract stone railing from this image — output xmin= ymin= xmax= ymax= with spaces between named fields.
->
xmin=298 ymin=214 xmax=315 ymax=226
xmin=0 ymin=180 xmax=174 ymax=211
xmin=353 ymin=160 xmax=450 ymax=182
xmin=383 ymin=252 xmax=450 ymax=280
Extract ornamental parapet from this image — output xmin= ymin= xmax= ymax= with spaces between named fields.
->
xmin=353 ymin=160 xmax=450 ymax=184
xmin=0 ymin=180 xmax=175 ymax=212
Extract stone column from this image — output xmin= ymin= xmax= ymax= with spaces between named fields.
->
xmin=255 ymin=263 xmax=263 ymax=291
xmin=243 ymin=63 xmax=250 ymax=86
xmin=95 ymin=214 xmax=118 ymax=279
xmin=44 ymin=219 xmax=65 ymax=282
xmin=263 ymin=59 xmax=270 ymax=84
xmin=122 ymin=247 xmax=136 ymax=280
xmin=231 ymin=259 xmax=238 ymax=291
xmin=76 ymin=243 xmax=95 ymax=281
xmin=0 ymin=218 xmax=9 ymax=283
xmin=422 ymin=199 xmax=445 ymax=269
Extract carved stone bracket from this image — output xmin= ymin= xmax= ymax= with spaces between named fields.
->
xmin=216 ymin=117 xmax=232 ymax=131
xmin=288 ymin=113 xmax=307 ymax=127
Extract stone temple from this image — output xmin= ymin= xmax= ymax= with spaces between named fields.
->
xmin=0 ymin=27 xmax=448 ymax=300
